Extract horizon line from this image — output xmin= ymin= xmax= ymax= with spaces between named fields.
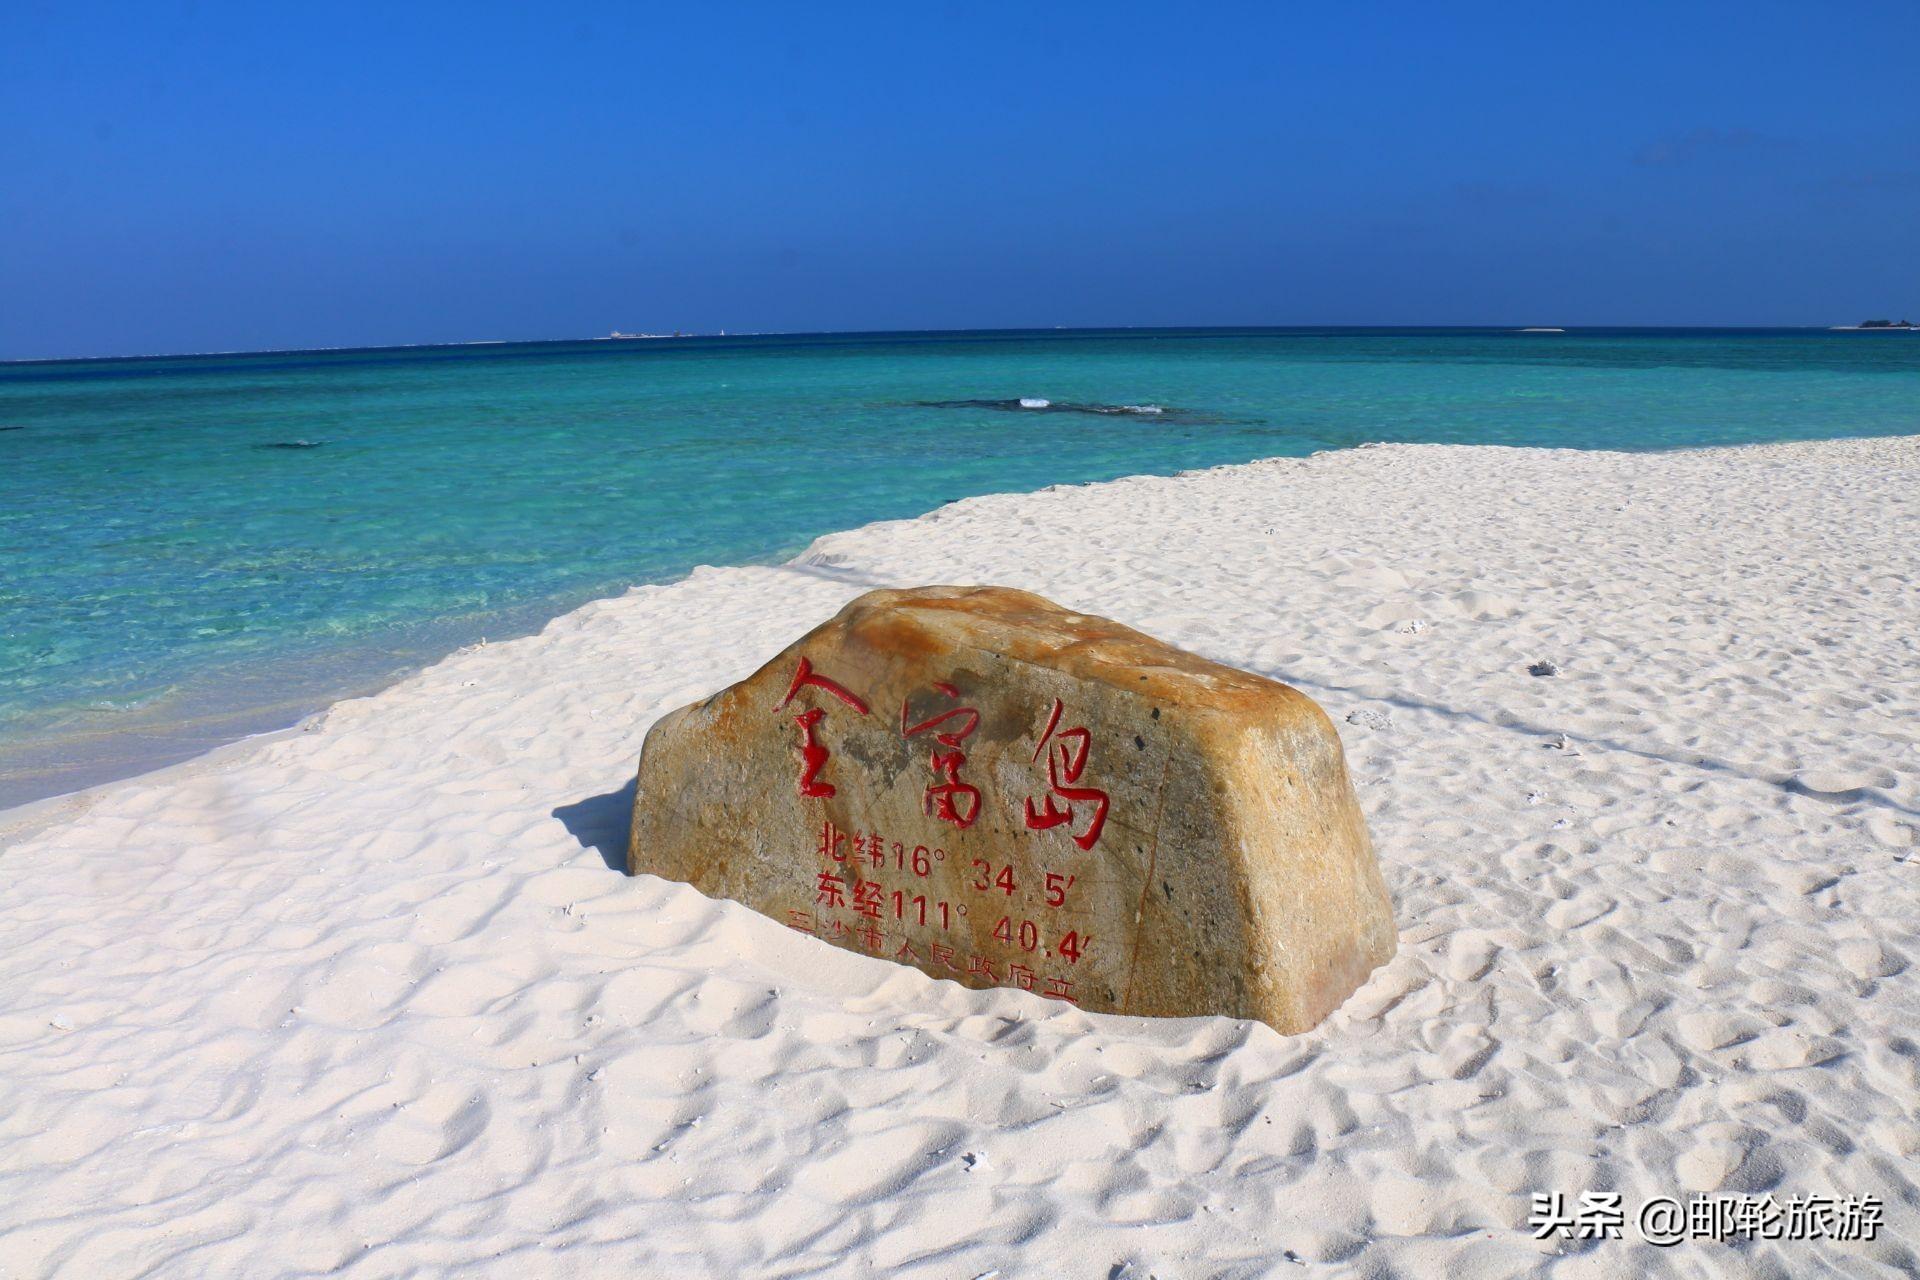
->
xmin=1 ymin=322 xmax=1897 ymax=368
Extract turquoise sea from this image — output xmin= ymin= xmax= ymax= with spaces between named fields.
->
xmin=3 ymin=327 xmax=1917 ymax=807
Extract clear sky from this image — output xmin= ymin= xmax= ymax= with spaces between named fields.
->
xmin=4 ymin=1 xmax=1918 ymax=359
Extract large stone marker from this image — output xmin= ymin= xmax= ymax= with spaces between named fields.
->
xmin=627 ymin=586 xmax=1395 ymax=1033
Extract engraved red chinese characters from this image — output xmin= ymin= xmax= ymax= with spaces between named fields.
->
xmin=901 ymin=681 xmax=982 ymax=828
xmin=1022 ymin=697 xmax=1110 ymax=851
xmin=775 ymin=656 xmax=870 ymax=798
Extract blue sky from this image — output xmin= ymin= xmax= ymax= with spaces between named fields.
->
xmin=3 ymin=1 xmax=1917 ymax=359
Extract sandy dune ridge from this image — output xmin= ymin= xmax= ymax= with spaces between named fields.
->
xmin=1 ymin=438 xmax=1916 ymax=1278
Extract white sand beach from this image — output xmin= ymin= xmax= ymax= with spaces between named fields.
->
xmin=1 ymin=437 xmax=1916 ymax=1278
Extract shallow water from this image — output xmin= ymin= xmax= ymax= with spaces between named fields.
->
xmin=3 ymin=326 xmax=1916 ymax=806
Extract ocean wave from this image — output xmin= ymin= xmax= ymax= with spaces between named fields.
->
xmin=915 ymin=398 xmax=1175 ymax=419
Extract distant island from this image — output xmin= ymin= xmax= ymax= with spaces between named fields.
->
xmin=1830 ymin=318 xmax=1916 ymax=331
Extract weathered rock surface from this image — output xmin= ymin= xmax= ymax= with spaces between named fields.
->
xmin=628 ymin=585 xmax=1395 ymax=1033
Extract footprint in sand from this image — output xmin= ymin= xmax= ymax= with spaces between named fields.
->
xmin=372 ymin=1083 xmax=492 ymax=1167
xmin=1786 ymin=766 xmax=1898 ymax=800
xmin=1448 ymin=589 xmax=1520 ymax=621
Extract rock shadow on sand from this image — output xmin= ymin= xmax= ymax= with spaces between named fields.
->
xmin=552 ymin=779 xmax=636 ymax=872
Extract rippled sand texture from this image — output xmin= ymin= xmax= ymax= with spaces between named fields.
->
xmin=2 ymin=437 xmax=1916 ymax=1278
